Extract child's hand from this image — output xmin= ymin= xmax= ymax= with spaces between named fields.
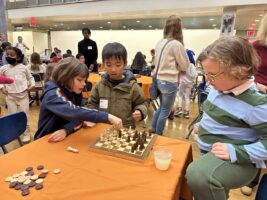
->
xmin=1 ymin=88 xmax=7 ymax=95
xmin=48 ymin=129 xmax=67 ymax=143
xmin=211 ymin=142 xmax=230 ymax=160
xmin=132 ymin=110 xmax=142 ymax=122
xmin=108 ymin=114 xmax=122 ymax=130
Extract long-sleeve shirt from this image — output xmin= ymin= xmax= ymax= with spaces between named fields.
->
xmin=0 ymin=63 xmax=35 ymax=93
xmin=78 ymin=38 xmax=98 ymax=68
xmin=196 ymin=78 xmax=267 ymax=168
xmin=153 ymin=39 xmax=189 ymax=83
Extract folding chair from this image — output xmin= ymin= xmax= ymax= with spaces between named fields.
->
xmin=186 ymin=82 xmax=209 ymax=139
xmin=0 ymin=112 xmax=27 ymax=154
xmin=29 ymin=73 xmax=45 ymax=106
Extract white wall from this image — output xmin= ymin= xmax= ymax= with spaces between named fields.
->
xmin=51 ymin=29 xmax=220 ymax=64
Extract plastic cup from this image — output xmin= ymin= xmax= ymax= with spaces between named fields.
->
xmin=153 ymin=149 xmax=173 ymax=171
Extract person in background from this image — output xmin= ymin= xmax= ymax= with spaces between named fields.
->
xmin=88 ymin=42 xmax=147 ymax=128
xmin=13 ymin=36 xmax=29 ymax=65
xmin=76 ymin=53 xmax=85 ymax=64
xmin=34 ymin=57 xmax=122 ymax=142
xmin=239 ymin=13 xmax=267 ymax=197
xmin=78 ymin=27 xmax=98 ymax=72
xmin=186 ymin=36 xmax=267 ymax=200
xmin=0 ymin=47 xmax=35 ymax=143
xmin=150 ymin=15 xmax=189 ymax=135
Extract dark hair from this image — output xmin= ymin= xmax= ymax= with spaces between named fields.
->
xmin=30 ymin=52 xmax=42 ymax=71
xmin=82 ymin=27 xmax=91 ymax=34
xmin=52 ymin=57 xmax=89 ymax=90
xmin=7 ymin=47 xmax=24 ymax=63
xmin=102 ymin=42 xmax=127 ymax=64
xmin=1 ymin=41 xmax=11 ymax=50
xmin=76 ymin=53 xmax=84 ymax=59
xmin=44 ymin=63 xmax=56 ymax=82
xmin=131 ymin=51 xmax=147 ymax=70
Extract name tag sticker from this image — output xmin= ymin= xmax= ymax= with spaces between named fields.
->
xmin=100 ymin=99 xmax=108 ymax=109
xmin=88 ymin=46 xmax=92 ymax=50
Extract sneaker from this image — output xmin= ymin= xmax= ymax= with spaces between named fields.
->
xmin=174 ymin=108 xmax=183 ymax=117
xmin=183 ymin=111 xmax=190 ymax=119
xmin=168 ymin=110 xmax=174 ymax=120
xmin=22 ymin=134 xmax=31 ymax=143
xmin=240 ymin=186 xmax=253 ymax=196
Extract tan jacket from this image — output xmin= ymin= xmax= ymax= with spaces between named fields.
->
xmin=88 ymin=72 xmax=148 ymax=128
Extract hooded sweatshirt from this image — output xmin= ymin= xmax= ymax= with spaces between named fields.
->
xmin=34 ymin=81 xmax=108 ymax=140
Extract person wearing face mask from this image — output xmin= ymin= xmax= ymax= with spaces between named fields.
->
xmin=0 ymin=47 xmax=35 ymax=143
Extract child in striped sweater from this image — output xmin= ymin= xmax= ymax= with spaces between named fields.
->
xmin=186 ymin=36 xmax=267 ymax=200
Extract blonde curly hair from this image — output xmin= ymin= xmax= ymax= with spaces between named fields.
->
xmin=197 ymin=36 xmax=259 ymax=80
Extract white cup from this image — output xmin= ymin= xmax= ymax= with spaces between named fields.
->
xmin=153 ymin=149 xmax=173 ymax=171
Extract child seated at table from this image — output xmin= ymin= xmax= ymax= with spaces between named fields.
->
xmin=88 ymin=42 xmax=148 ymax=128
xmin=34 ymin=57 xmax=122 ymax=142
xmin=186 ymin=36 xmax=267 ymax=200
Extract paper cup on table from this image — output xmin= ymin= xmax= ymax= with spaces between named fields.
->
xmin=153 ymin=149 xmax=173 ymax=171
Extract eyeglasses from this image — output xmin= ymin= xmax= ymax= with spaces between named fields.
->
xmin=204 ymin=71 xmax=224 ymax=82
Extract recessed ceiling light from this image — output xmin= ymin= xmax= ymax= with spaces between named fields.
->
xmin=255 ymin=19 xmax=260 ymax=22
xmin=123 ymin=26 xmax=127 ymax=29
xmin=99 ymin=26 xmax=103 ymax=29
xmin=212 ymin=24 xmax=217 ymax=27
xmin=136 ymin=20 xmax=140 ymax=23
xmin=107 ymin=21 xmax=111 ymax=24
xmin=148 ymin=25 xmax=152 ymax=28
xmin=82 ymin=22 xmax=86 ymax=25
xmin=209 ymin=18 xmax=215 ymax=21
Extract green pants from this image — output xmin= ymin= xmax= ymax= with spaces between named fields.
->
xmin=186 ymin=152 xmax=258 ymax=200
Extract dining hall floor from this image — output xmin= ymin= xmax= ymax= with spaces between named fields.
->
xmin=0 ymin=94 xmax=264 ymax=200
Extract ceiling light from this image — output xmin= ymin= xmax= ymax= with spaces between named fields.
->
xmin=209 ymin=18 xmax=214 ymax=21
xmin=148 ymin=25 xmax=152 ymax=28
xmin=212 ymin=24 xmax=217 ymax=27
xmin=136 ymin=20 xmax=140 ymax=23
xmin=107 ymin=21 xmax=111 ymax=24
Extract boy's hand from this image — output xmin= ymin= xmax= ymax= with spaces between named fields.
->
xmin=132 ymin=110 xmax=142 ymax=122
xmin=108 ymin=114 xmax=122 ymax=130
xmin=48 ymin=129 xmax=67 ymax=143
xmin=211 ymin=142 xmax=230 ymax=160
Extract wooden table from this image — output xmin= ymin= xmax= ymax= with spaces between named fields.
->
xmin=84 ymin=73 xmax=152 ymax=99
xmin=0 ymin=124 xmax=193 ymax=200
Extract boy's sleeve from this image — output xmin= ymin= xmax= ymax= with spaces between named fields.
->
xmin=230 ymin=105 xmax=267 ymax=168
xmin=44 ymin=88 xmax=108 ymax=123
xmin=88 ymin=83 xmax=100 ymax=109
xmin=132 ymin=83 xmax=148 ymax=120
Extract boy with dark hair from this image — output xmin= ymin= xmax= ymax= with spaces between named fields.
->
xmin=88 ymin=42 xmax=148 ymax=128
xmin=78 ymin=27 xmax=98 ymax=72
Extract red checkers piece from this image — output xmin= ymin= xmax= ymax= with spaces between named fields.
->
xmin=35 ymin=183 xmax=43 ymax=190
xmin=21 ymin=189 xmax=30 ymax=196
xmin=37 ymin=165 xmax=44 ymax=170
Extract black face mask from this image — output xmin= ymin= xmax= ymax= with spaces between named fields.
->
xmin=6 ymin=57 xmax=17 ymax=65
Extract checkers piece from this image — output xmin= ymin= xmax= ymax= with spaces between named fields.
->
xmin=21 ymin=189 xmax=30 ymax=196
xmin=53 ymin=169 xmax=61 ymax=174
xmin=37 ymin=165 xmax=44 ymax=170
xmin=35 ymin=183 xmax=43 ymax=190
xmin=26 ymin=167 xmax=33 ymax=172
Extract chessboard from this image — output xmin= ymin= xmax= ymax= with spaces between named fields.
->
xmin=90 ymin=128 xmax=157 ymax=162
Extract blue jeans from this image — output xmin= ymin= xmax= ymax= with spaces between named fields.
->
xmin=151 ymin=80 xmax=177 ymax=135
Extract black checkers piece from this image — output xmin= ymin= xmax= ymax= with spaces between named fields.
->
xmin=9 ymin=181 xmax=17 ymax=188
xmin=35 ymin=183 xmax=43 ymax=190
xmin=21 ymin=189 xmax=30 ymax=196
xmin=37 ymin=165 xmax=44 ymax=170
xmin=38 ymin=173 xmax=46 ymax=179
xmin=21 ymin=184 xmax=29 ymax=191
xmin=29 ymin=181 xmax=36 ymax=187
xmin=26 ymin=167 xmax=33 ymax=172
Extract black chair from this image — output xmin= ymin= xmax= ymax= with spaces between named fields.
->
xmin=29 ymin=73 xmax=45 ymax=106
xmin=0 ymin=112 xmax=27 ymax=154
